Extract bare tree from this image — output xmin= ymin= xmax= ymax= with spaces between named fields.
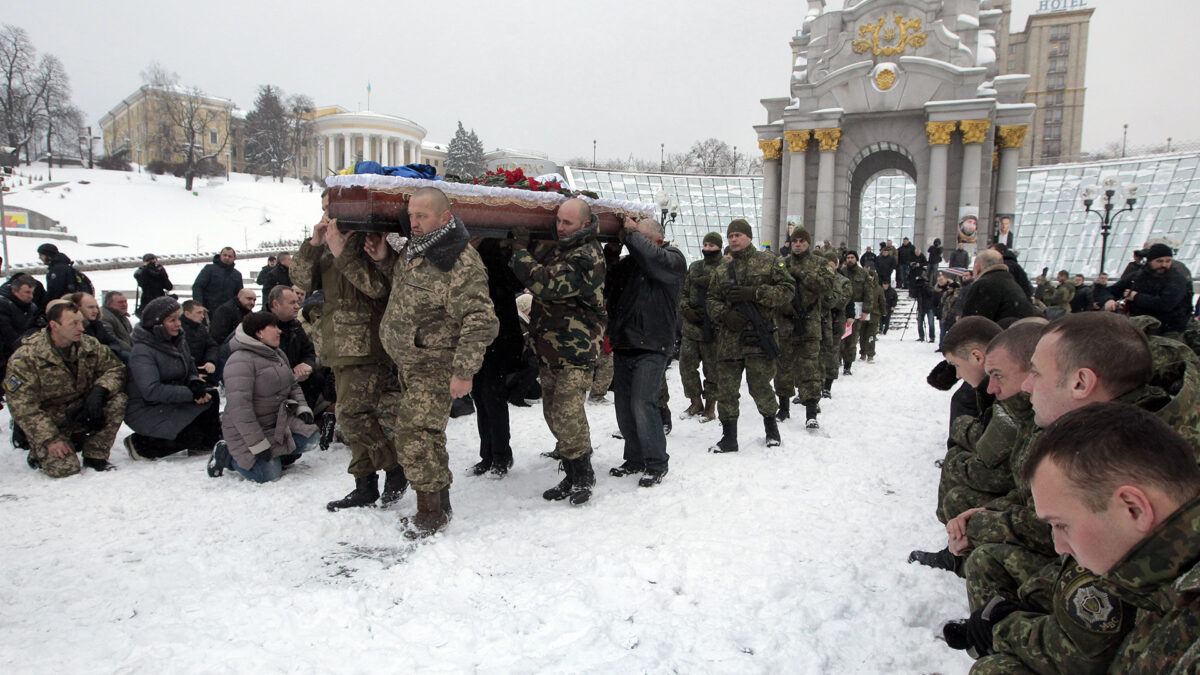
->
xmin=143 ymin=62 xmax=231 ymax=190
xmin=286 ymin=93 xmax=314 ymax=179
xmin=685 ymin=138 xmax=733 ymax=175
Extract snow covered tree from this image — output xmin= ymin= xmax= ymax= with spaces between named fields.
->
xmin=285 ymin=93 xmax=315 ymax=179
xmin=245 ymin=85 xmax=290 ymax=181
xmin=685 ymin=138 xmax=734 ymax=175
xmin=445 ymin=121 xmax=485 ymax=179
xmin=0 ymin=25 xmax=83 ymax=166
xmin=142 ymin=62 xmax=231 ymax=191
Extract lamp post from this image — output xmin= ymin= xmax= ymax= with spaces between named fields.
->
xmin=654 ymin=190 xmax=678 ymax=229
xmin=660 ymin=143 xmax=664 ymax=172
xmin=592 ymin=140 xmax=596 ymax=167
xmin=1082 ymin=175 xmax=1137 ymax=276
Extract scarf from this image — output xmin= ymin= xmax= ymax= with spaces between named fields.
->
xmin=406 ymin=221 xmax=454 ymax=262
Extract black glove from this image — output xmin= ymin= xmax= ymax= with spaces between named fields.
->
xmin=186 ymin=379 xmax=207 ymax=399
xmin=681 ymin=306 xmax=703 ymax=324
xmin=725 ymin=286 xmax=757 ymax=304
xmin=511 ymin=226 xmax=531 ymax=250
xmin=65 ymin=401 xmax=89 ymax=429
xmin=927 ymin=360 xmax=960 ymax=391
xmin=722 ymin=310 xmax=748 ymax=331
xmin=85 ymin=386 xmax=109 ymax=421
xmin=943 ymin=596 xmax=1020 ymax=659
xmin=298 ymin=412 xmax=314 ymax=425
xmin=205 ymin=387 xmax=220 ymax=401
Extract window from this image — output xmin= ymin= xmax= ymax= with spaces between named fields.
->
xmin=1044 ymin=124 xmax=1062 ymax=140
xmin=1050 ymin=25 xmax=1070 ymax=41
xmin=231 ymin=147 xmax=237 ymax=158
xmin=1048 ymin=57 xmax=1067 ymax=74
xmin=209 ymin=130 xmax=217 ymax=144
xmin=1042 ymin=141 xmax=1061 ymax=159
xmin=302 ymin=156 xmax=308 ymax=168
xmin=1050 ymin=42 xmax=1070 ymax=56
xmin=1007 ymin=60 xmax=1016 ymax=72
xmin=1047 ymin=74 xmax=1066 ymax=90
xmin=1047 ymin=92 xmax=1065 ymax=106
xmin=1045 ymin=108 xmax=1063 ymax=123
xmin=1009 ymin=44 xmax=1018 ymax=55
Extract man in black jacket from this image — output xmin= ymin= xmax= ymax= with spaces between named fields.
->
xmin=266 ymin=284 xmax=324 ymax=409
xmin=259 ymin=253 xmax=293 ymax=308
xmin=992 ymin=243 xmax=1032 ymax=298
xmin=896 ymin=237 xmax=916 ymax=288
xmin=0 ymin=275 xmax=40 ymax=378
xmin=962 ymin=249 xmax=1036 ymax=323
xmin=133 ymin=254 xmax=173 ymax=316
xmin=209 ymin=288 xmax=256 ymax=345
xmin=606 ymin=216 xmax=686 ymax=487
xmin=874 ymin=246 xmax=896 ymax=286
xmin=37 ymin=243 xmax=83 ymax=302
xmin=192 ymin=247 xmax=243 ymax=314
xmin=1105 ymin=243 xmax=1193 ymax=339
xmin=180 ymin=300 xmax=218 ymax=380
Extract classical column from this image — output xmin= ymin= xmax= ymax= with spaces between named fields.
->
xmin=758 ymin=139 xmax=783 ymax=242
xmin=784 ymin=129 xmax=811 ymax=243
xmin=812 ymin=128 xmax=842 ymax=246
xmin=958 ymin=119 xmax=990 ymax=228
xmin=995 ymin=125 xmax=1027 ymax=228
xmin=382 ymin=136 xmax=390 ymax=166
xmin=341 ymin=133 xmax=350 ymax=169
xmin=923 ymin=121 xmax=956 ymax=247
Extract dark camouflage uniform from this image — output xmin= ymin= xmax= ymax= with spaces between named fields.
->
xmin=510 ymin=221 xmax=606 ymax=460
xmin=774 ymin=248 xmax=832 ymax=403
xmin=680 ymin=256 xmax=721 ymax=401
xmin=292 ymin=233 xmax=402 ymax=479
xmin=937 ymin=390 xmax=1029 ymax=524
xmin=1038 ymin=279 xmax=1076 ymax=313
xmin=838 ymin=262 xmax=871 ymax=366
xmin=5 ymin=330 xmax=127 ymax=477
xmin=822 ymin=256 xmax=852 ymax=381
xmin=707 ymin=246 xmax=795 ymax=420
xmin=859 ymin=275 xmax=887 ymax=359
xmin=378 ymin=218 xmax=498 ymax=492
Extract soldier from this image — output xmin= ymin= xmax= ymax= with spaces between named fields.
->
xmin=366 ymin=186 xmax=498 ymax=538
xmin=293 ymin=190 xmax=408 ymax=513
xmin=820 ymin=251 xmax=851 ymax=398
xmin=858 ymin=268 xmax=887 ymax=363
xmin=5 ymin=300 xmax=127 ymax=477
xmin=775 ymin=227 xmax=832 ymax=428
xmin=679 ymin=232 xmax=723 ymax=422
xmin=706 ymin=219 xmax=795 ymax=452
xmin=510 ymin=197 xmax=606 ymax=505
xmin=837 ymin=250 xmax=871 ymax=375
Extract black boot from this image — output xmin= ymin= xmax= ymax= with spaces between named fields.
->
xmin=82 ymin=457 xmax=118 ymax=472
xmin=822 ymin=378 xmax=833 ymax=399
xmin=775 ymin=395 xmax=790 ymax=421
xmin=326 ymin=474 xmax=380 ymax=511
xmin=907 ymin=547 xmax=959 ymax=572
xmin=709 ymin=419 xmax=739 ymax=453
xmin=380 ymin=467 xmax=409 ymax=506
xmin=764 ymin=415 xmax=781 ymax=447
xmin=843 ymin=361 xmax=852 ymax=376
xmin=660 ymin=406 xmax=672 ymax=436
xmin=403 ymin=490 xmax=449 ymax=540
xmin=804 ymin=400 xmax=820 ymax=430
xmin=569 ymin=455 xmax=595 ymax=506
xmin=318 ymin=411 xmax=337 ymax=451
xmin=609 ymin=460 xmax=645 ymax=477
xmin=543 ymin=459 xmax=575 ymax=501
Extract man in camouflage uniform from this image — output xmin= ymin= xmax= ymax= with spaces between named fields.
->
xmin=6 ymin=301 xmax=126 ymax=477
xmin=818 ymin=251 xmax=851 ymax=399
xmin=774 ymin=227 xmax=832 ymax=428
xmin=679 ymin=231 xmax=723 ymax=422
xmin=858 ymin=268 xmax=887 ymax=362
xmin=367 ymin=186 xmax=498 ymax=537
xmin=837 ymin=250 xmax=871 ymax=375
xmin=706 ymin=219 xmax=795 ymax=452
xmin=1036 ymin=269 xmax=1076 ymax=319
xmin=510 ymin=197 xmax=606 ymax=506
xmin=293 ymin=191 xmax=407 ymax=512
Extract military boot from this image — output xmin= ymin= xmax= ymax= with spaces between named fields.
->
xmin=842 ymin=361 xmax=852 ymax=376
xmin=804 ymin=400 xmax=820 ymax=430
xmin=708 ymin=419 xmax=739 ymax=453
xmin=775 ymin=395 xmax=790 ymax=421
xmin=822 ymin=378 xmax=833 ymax=399
xmin=440 ymin=486 xmax=453 ymax=518
xmin=326 ymin=473 xmax=380 ymax=512
xmin=380 ymin=466 xmax=409 ymax=506
xmin=700 ymin=398 xmax=717 ymax=422
xmin=764 ymin=415 xmax=781 ymax=447
xmin=683 ymin=396 xmax=704 ymax=418
xmin=543 ymin=459 xmax=575 ymax=501
xmin=403 ymin=490 xmax=449 ymax=540
xmin=569 ymin=455 xmax=595 ymax=506
xmin=660 ymin=405 xmax=672 ymax=436
xmin=907 ymin=547 xmax=959 ymax=572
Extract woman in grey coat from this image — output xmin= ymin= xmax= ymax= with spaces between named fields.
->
xmin=208 ymin=311 xmax=318 ymax=482
xmin=124 ymin=297 xmax=221 ymax=459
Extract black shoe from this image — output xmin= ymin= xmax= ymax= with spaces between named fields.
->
xmin=709 ymin=419 xmax=739 ymax=453
xmin=327 ymin=474 xmax=380 ymax=511
xmin=543 ymin=459 xmax=574 ymax=501
xmin=207 ymin=441 xmax=229 ymax=477
xmin=541 ymin=450 xmax=563 ymax=460
xmin=569 ymin=455 xmax=595 ymax=505
xmin=842 ymin=364 xmax=852 ymax=376
xmin=775 ymin=395 xmax=790 ymax=422
xmin=660 ymin=406 xmax=672 ymax=436
xmin=764 ymin=415 xmax=781 ymax=447
xmin=791 ymin=394 xmax=803 ymax=405
xmin=26 ymin=453 xmax=39 ymax=470
xmin=469 ymin=460 xmax=492 ymax=476
xmin=804 ymin=401 xmax=820 ymax=430
xmin=821 ymin=388 xmax=832 ymax=399
xmin=508 ymin=395 xmax=531 ymax=407
xmin=380 ymin=467 xmax=409 ymax=506
xmin=609 ymin=461 xmax=645 ymax=477
xmin=907 ymin=547 xmax=958 ymax=571
xmin=822 ymin=378 xmax=833 ymax=399
xmin=638 ymin=467 xmax=667 ymax=488
xmin=489 ymin=460 xmax=512 ymax=478
xmin=82 ymin=457 xmax=117 ymax=472
xmin=318 ymin=412 xmax=337 ymax=451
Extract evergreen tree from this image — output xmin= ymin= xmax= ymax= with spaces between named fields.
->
xmin=445 ymin=121 xmax=485 ymax=179
xmin=245 ymin=85 xmax=290 ymax=180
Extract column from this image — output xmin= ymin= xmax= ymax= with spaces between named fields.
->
xmin=783 ymin=129 xmax=811 ymax=243
xmin=923 ymin=121 xmax=956 ymax=248
xmin=325 ymin=135 xmax=333 ymax=175
xmin=758 ymin=139 xmax=783 ymax=243
xmin=382 ymin=136 xmax=390 ymax=166
xmin=366 ymin=134 xmax=375 ymax=162
xmin=958 ymin=119 xmax=990 ymax=229
xmin=812 ymin=128 xmax=842 ymax=246
xmin=994 ymin=125 xmax=1027 ymax=228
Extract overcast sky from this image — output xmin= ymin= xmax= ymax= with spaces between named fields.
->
xmin=8 ymin=0 xmax=1197 ymax=164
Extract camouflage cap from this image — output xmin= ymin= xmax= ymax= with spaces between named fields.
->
xmin=727 ymin=219 xmax=752 ymax=238
xmin=703 ymin=232 xmax=723 ymax=247
xmin=793 ymin=226 xmax=812 ymax=244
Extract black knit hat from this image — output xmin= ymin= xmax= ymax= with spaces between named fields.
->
xmin=1142 ymin=243 xmax=1174 ymax=261
xmin=727 ymin=219 xmax=752 ymax=238
xmin=141 ymin=297 xmax=181 ymax=329
xmin=37 ymin=243 xmax=58 ymax=257
xmin=703 ymin=232 xmax=723 ymax=247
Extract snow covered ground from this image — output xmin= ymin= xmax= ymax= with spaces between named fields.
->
xmin=0 ymin=164 xmax=975 ymax=673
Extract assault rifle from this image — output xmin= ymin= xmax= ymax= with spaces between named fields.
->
xmin=694 ymin=282 xmax=717 ymax=343
xmin=727 ymin=264 xmax=780 ymax=360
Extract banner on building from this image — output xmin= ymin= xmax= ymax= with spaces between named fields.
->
xmin=994 ymin=213 xmax=1015 ymax=248
xmin=3 ymin=211 xmax=27 ymax=229
xmin=957 ymin=207 xmax=979 ymax=244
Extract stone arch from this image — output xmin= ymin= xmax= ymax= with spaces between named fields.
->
xmin=847 ymin=144 xmax=917 ymax=250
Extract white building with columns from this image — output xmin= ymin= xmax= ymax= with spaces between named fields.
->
xmin=307 ymin=106 xmax=426 ymax=179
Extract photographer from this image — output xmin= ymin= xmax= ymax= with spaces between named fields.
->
xmin=133 ymin=253 xmax=173 ymax=316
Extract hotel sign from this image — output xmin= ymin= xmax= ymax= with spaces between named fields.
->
xmin=1036 ymin=0 xmax=1088 ymax=12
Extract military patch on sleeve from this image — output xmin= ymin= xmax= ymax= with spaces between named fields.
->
xmin=4 ymin=375 xmax=21 ymax=393
xmin=1067 ymin=583 xmax=1122 ymax=633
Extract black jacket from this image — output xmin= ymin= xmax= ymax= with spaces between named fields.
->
xmin=606 ymin=231 xmax=686 ymax=355
xmin=84 ymin=318 xmax=125 ymax=358
xmin=910 ymin=276 xmax=938 ymax=314
xmin=883 ymin=285 xmax=898 ymax=312
xmin=0 ymin=286 xmax=39 ymax=365
xmin=43 ymin=252 xmax=78 ymax=302
xmin=277 ymin=318 xmax=317 ymax=370
xmin=181 ymin=315 xmax=219 ymax=366
xmin=860 ymin=251 xmax=877 ymax=268
xmin=961 ymin=265 xmax=1037 ymax=323
xmin=258 ymin=265 xmax=293 ymax=308
xmin=210 ymin=297 xmax=251 ymax=345
xmin=1109 ymin=266 xmax=1193 ymax=334
xmin=1001 ymin=250 xmax=1033 ymax=298
xmin=948 ymin=248 xmax=971 ymax=269
xmin=927 ymin=243 xmax=943 ymax=266
xmin=897 ymin=243 xmax=916 ymax=266
xmin=192 ymin=254 xmax=243 ymax=313
xmin=874 ymin=254 xmax=896 ymax=282
xmin=133 ymin=263 xmax=174 ymax=313
xmin=476 ymin=239 xmax=526 ymax=374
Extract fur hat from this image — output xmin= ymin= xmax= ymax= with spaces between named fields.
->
xmin=726 ymin=219 xmax=752 ymax=239
xmin=703 ymin=232 xmax=723 ymax=248
xmin=793 ymin=226 xmax=812 ymax=244
xmin=37 ymin=243 xmax=58 ymax=257
xmin=1143 ymin=243 xmax=1174 ymax=261
xmin=140 ymin=297 xmax=181 ymax=329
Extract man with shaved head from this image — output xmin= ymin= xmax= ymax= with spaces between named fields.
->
xmin=962 ymin=248 xmax=1036 ymax=323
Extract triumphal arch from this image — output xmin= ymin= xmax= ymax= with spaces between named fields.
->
xmin=756 ymin=0 xmax=1035 ymax=250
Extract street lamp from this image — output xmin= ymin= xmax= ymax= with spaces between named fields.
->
xmin=1082 ymin=175 xmax=1137 ymax=275
xmin=654 ymin=190 xmax=678 ymax=228
xmin=592 ymin=140 xmax=596 ymax=167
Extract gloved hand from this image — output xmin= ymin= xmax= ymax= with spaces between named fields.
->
xmin=927 ymin=360 xmax=959 ymax=391
xmin=511 ymin=227 xmax=531 ymax=250
xmin=943 ymin=596 xmax=1021 ymax=659
xmin=722 ymin=310 xmax=748 ymax=331
xmin=298 ymin=412 xmax=315 ymax=425
xmin=85 ymin=386 xmax=109 ymax=421
xmin=205 ymin=388 xmax=220 ymax=401
xmin=726 ymin=286 xmax=757 ymax=303
xmin=186 ymin=379 xmax=207 ymax=399
xmin=681 ymin=306 xmax=703 ymax=324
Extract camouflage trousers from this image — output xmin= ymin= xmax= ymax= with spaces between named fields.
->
xmin=716 ymin=354 xmax=777 ymax=421
xmin=775 ymin=338 xmax=822 ymax=403
xmin=859 ymin=319 xmax=879 ymax=358
xmin=938 ymin=483 xmax=1007 ymax=526
xmin=840 ymin=319 xmax=862 ymax=366
xmin=821 ymin=312 xmax=841 ymax=381
xmin=394 ymin=362 xmax=454 ymax=492
xmin=31 ymin=392 xmax=128 ymax=478
xmin=540 ymin=365 xmax=593 ymax=460
xmin=680 ymin=336 xmax=718 ymax=401
xmin=964 ymin=542 xmax=1056 ymax=610
xmin=334 ymin=362 xmax=403 ymax=479
xmin=591 ymin=349 xmax=614 ymax=398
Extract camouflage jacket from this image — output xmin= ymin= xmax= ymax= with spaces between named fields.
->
xmin=778 ymin=250 xmax=833 ymax=342
xmin=838 ymin=263 xmax=871 ymax=314
xmin=944 ymin=392 xmax=1028 ymax=498
xmin=865 ymin=280 xmax=888 ymax=324
xmin=377 ymin=217 xmax=498 ymax=379
xmin=680 ymin=256 xmax=721 ymax=343
xmin=1105 ymin=493 xmax=1200 ymax=673
xmin=4 ymin=329 xmax=125 ymax=449
xmin=707 ymin=246 xmax=795 ymax=357
xmin=510 ymin=220 xmax=606 ymax=368
xmin=826 ymin=270 xmax=851 ymax=318
xmin=292 ymin=234 xmax=390 ymax=368
xmin=1038 ymin=279 xmax=1076 ymax=310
